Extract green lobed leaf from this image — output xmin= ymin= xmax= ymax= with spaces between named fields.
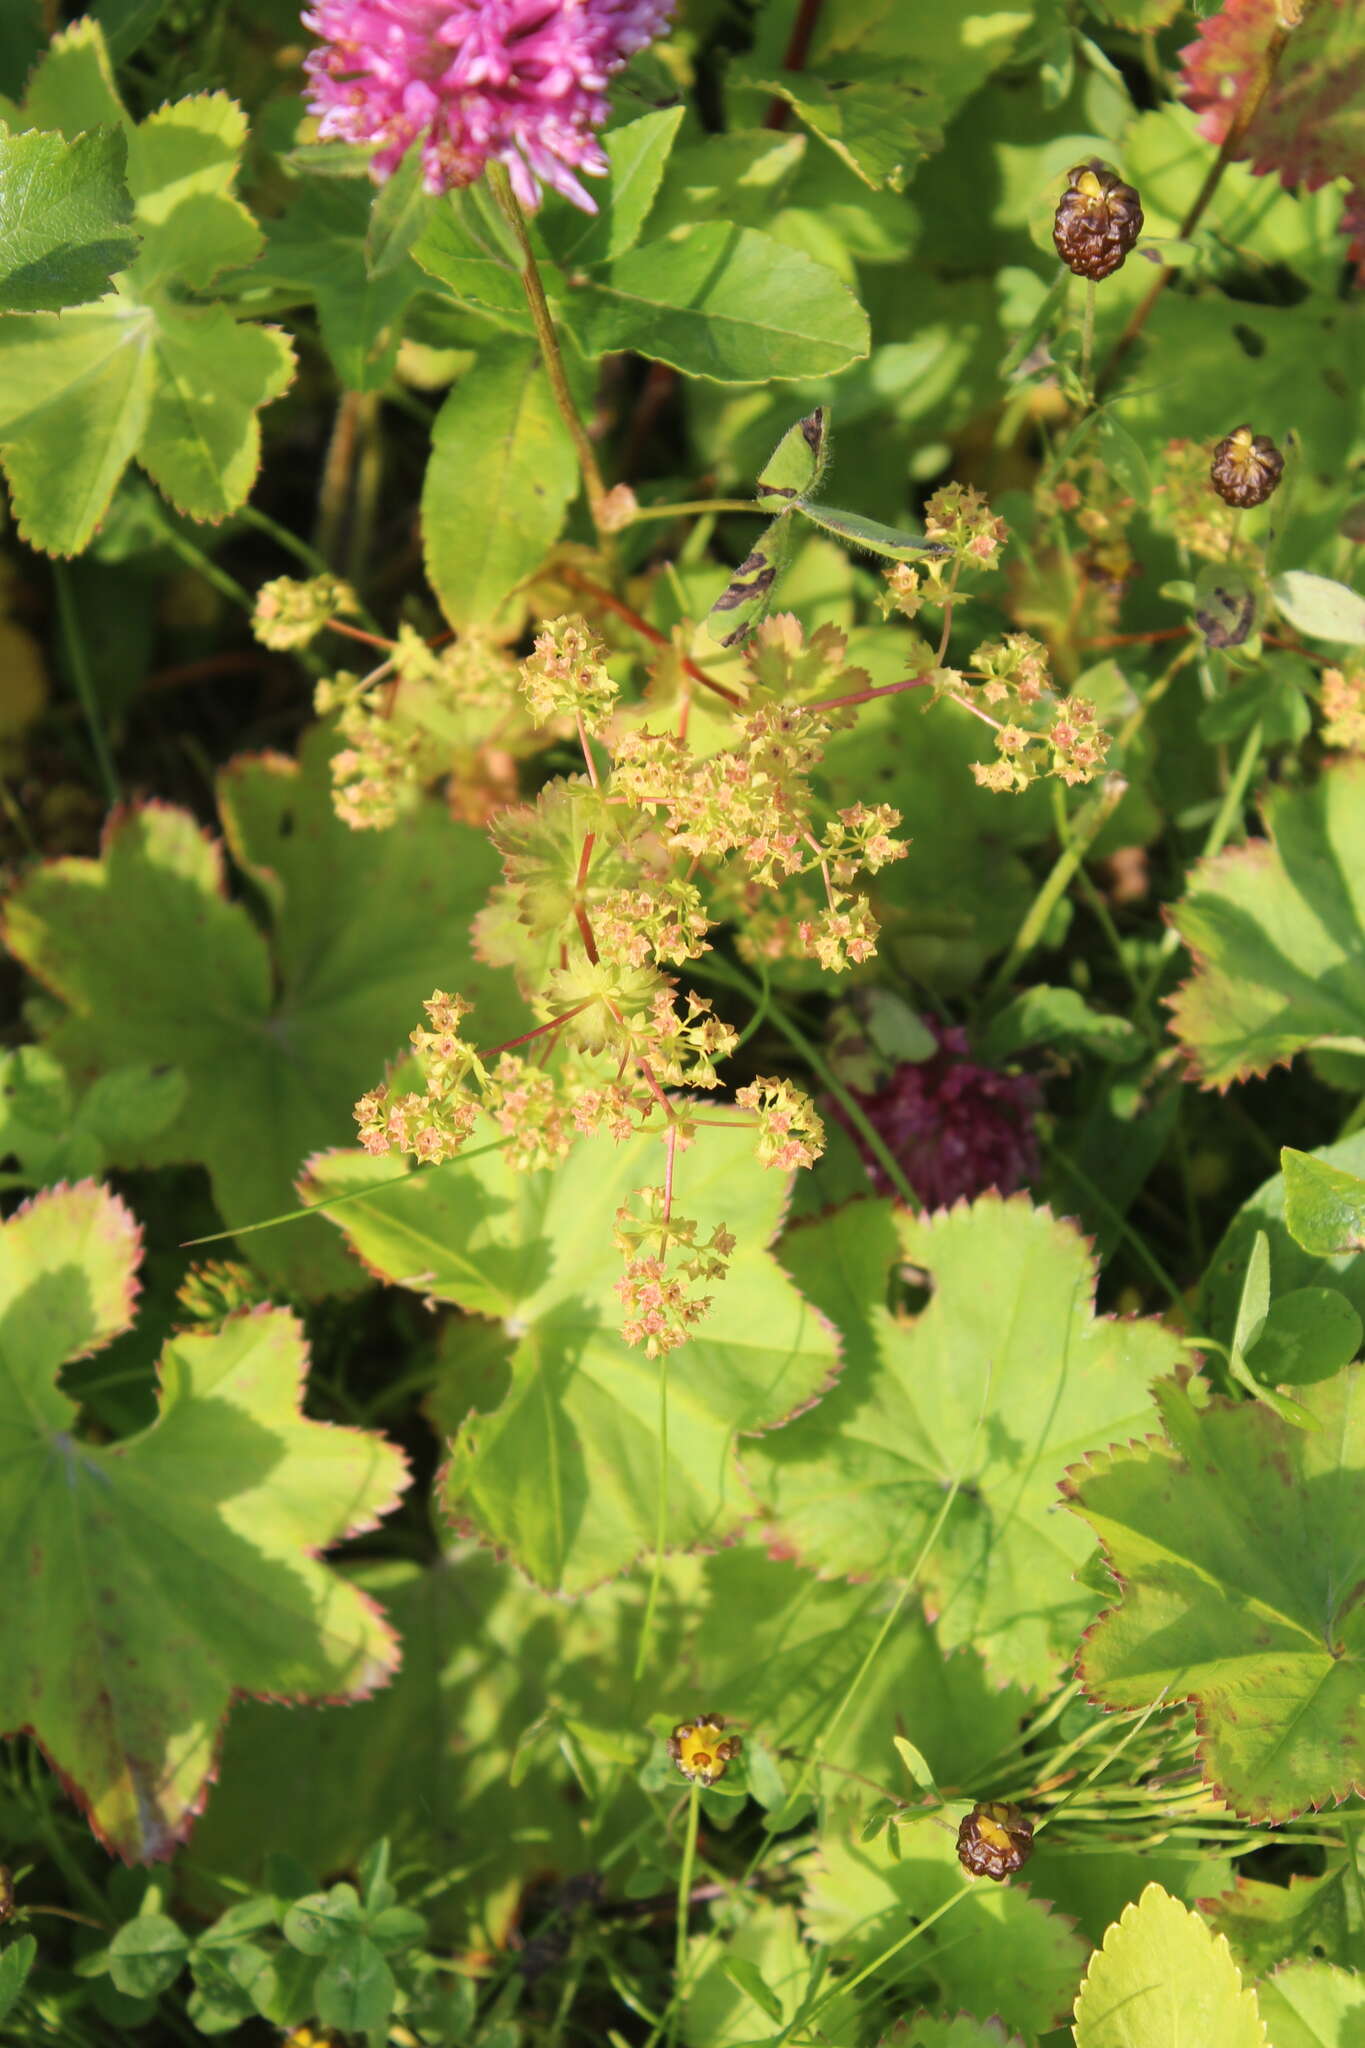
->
xmin=421 ymin=339 xmax=579 ymax=631
xmin=0 ymin=67 xmax=291 ymax=553
xmin=250 ymin=177 xmax=425 ymax=391
xmin=800 ymin=1806 xmax=1087 ymax=2039
xmin=1254 ymin=1961 xmax=1365 ymax=2048
xmin=1 ymin=731 xmax=517 ymax=1293
xmin=1198 ymin=1870 xmax=1350 ymax=1977
xmin=1283 ymin=1148 xmax=1365 ymax=1258
xmin=0 ymin=125 xmax=137 ymax=312
xmin=1066 ymin=1371 xmax=1365 ymax=1821
xmin=1167 ymin=759 xmax=1365 ymax=1089
xmin=1072 ymin=1884 xmax=1267 ymax=2048
xmin=743 ymin=1196 xmax=1184 ymax=1688
xmin=185 ymin=1550 xmax=698 ymax=1946
xmin=567 ymin=223 xmax=870 ymax=381
xmin=302 ymin=1122 xmax=839 ymax=1592
xmin=0 ymin=1182 xmax=407 ymax=1860
xmin=21 ymin=17 xmax=125 ymax=136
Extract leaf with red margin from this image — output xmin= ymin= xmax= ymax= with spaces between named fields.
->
xmin=1064 ymin=1370 xmax=1365 ymax=1823
xmin=1180 ymin=0 xmax=1365 ymax=278
xmin=301 ymin=1121 xmax=840 ymax=1594
xmin=740 ymin=1195 xmax=1185 ymax=1690
xmin=1197 ymin=1867 xmax=1350 ymax=1975
xmin=0 ymin=1181 xmax=407 ymax=1862
xmin=0 ymin=728 xmax=517 ymax=1295
xmin=1166 ymin=758 xmax=1365 ymax=1091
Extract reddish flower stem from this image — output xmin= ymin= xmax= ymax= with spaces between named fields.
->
xmin=663 ymin=1122 xmax=678 ymax=1224
xmin=554 ymin=566 xmax=744 ymax=708
xmin=576 ymin=711 xmax=602 ymax=789
xmin=478 ymin=1000 xmax=594 ymax=1060
xmin=804 ymin=674 xmax=934 ymax=714
xmin=326 ymin=618 xmax=396 ymax=652
xmin=765 ymin=0 xmax=825 ymax=126
xmin=574 ymin=831 xmax=600 ymax=962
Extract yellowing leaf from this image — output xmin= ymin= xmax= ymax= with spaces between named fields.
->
xmin=1073 ymin=1884 xmax=1266 ymax=2048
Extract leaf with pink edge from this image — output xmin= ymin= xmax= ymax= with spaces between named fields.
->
xmin=301 ymin=1121 xmax=839 ymax=1593
xmin=1 ymin=728 xmax=516 ymax=1294
xmin=741 ymin=1196 xmax=1184 ymax=1689
xmin=1180 ymin=0 xmax=1365 ymax=280
xmin=1166 ymin=759 xmax=1365 ymax=1090
xmin=0 ymin=1181 xmax=407 ymax=1861
xmin=1065 ymin=1371 xmax=1365 ymax=1822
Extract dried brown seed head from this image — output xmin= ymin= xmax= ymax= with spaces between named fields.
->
xmin=1052 ymin=159 xmax=1144 ymax=281
xmin=1210 ymin=425 xmax=1285 ymax=507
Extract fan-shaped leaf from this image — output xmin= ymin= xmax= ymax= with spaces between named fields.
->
xmin=1066 ymin=1372 xmax=1365 ymax=1821
xmin=0 ymin=1182 xmax=406 ymax=1860
xmin=742 ymin=1196 xmax=1184 ymax=1687
xmin=1168 ymin=760 xmax=1365 ymax=1089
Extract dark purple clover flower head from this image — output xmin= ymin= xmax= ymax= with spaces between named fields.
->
xmin=842 ymin=1020 xmax=1041 ymax=1211
xmin=302 ymin=0 xmax=675 ymax=210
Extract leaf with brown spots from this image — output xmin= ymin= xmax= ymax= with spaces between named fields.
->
xmin=1066 ymin=1371 xmax=1365 ymax=1822
xmin=0 ymin=1182 xmax=407 ymax=1860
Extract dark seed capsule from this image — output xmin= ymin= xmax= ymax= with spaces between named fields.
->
xmin=956 ymin=1800 xmax=1034 ymax=1881
xmin=1052 ymin=160 xmax=1144 ymax=281
xmin=1210 ymin=425 xmax=1285 ymax=508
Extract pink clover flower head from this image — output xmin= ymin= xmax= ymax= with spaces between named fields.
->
xmin=301 ymin=0 xmax=675 ymax=211
xmin=840 ymin=1019 xmax=1041 ymax=1212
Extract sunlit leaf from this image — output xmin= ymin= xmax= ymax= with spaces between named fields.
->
xmin=1067 ymin=1372 xmax=1365 ymax=1821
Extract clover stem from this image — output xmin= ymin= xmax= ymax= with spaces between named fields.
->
xmin=486 ymin=163 xmax=614 ymax=544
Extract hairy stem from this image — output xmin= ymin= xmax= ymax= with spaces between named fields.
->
xmin=486 ymin=164 xmax=613 ymax=540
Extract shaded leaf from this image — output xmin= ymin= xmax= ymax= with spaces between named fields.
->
xmin=0 ymin=1182 xmax=406 ymax=1859
xmin=0 ymin=1935 xmax=37 ymax=2024
xmin=0 ymin=125 xmax=137 ymax=312
xmin=109 ymin=1916 xmax=189 ymax=1997
xmin=1066 ymin=1372 xmax=1365 ymax=1821
xmin=1168 ymin=760 xmax=1365 ymax=1089
xmin=1198 ymin=1869 xmax=1350 ymax=1975
xmin=1254 ymin=1961 xmax=1365 ymax=2048
xmin=1072 ymin=1883 xmax=1266 ymax=2048
xmin=743 ymin=1196 xmax=1183 ymax=1687
xmin=800 ymin=1807 xmax=1086 ymax=2039
xmin=251 ymin=177 xmax=425 ymax=391
xmin=753 ymin=72 xmax=941 ymax=192
xmin=548 ymin=105 xmax=684 ymax=267
xmin=1202 ymin=1135 xmax=1365 ymax=1350
xmin=421 ymin=340 xmax=578 ymax=631
xmin=2 ymin=732 xmax=515 ymax=1293
xmin=303 ymin=1123 xmax=838 ymax=1592
xmin=1270 ymin=573 xmax=1365 ymax=648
